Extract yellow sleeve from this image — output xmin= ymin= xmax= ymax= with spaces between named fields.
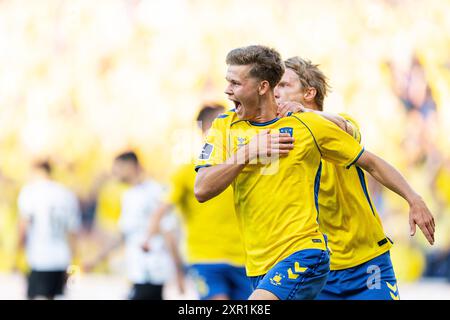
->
xmin=167 ymin=165 xmax=187 ymax=206
xmin=338 ymin=113 xmax=362 ymax=144
xmin=296 ymin=112 xmax=364 ymax=168
xmin=195 ymin=116 xmax=228 ymax=171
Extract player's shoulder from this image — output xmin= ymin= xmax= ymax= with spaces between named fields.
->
xmin=19 ymin=182 xmax=34 ymax=194
xmin=173 ymin=162 xmax=195 ymax=177
xmin=52 ymin=182 xmax=78 ymax=202
xmin=338 ymin=112 xmax=361 ymax=128
xmin=50 ymin=180 xmax=71 ymax=193
xmin=140 ymin=179 xmax=164 ymax=195
xmin=286 ymin=111 xmax=324 ymax=126
xmin=217 ymin=108 xmax=237 ymax=118
xmin=212 ymin=109 xmax=238 ymax=126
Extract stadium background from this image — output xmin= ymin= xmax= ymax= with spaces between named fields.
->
xmin=0 ymin=0 xmax=449 ymax=299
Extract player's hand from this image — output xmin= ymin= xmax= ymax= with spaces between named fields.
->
xmin=176 ymin=271 xmax=186 ymax=295
xmin=409 ymin=197 xmax=435 ymax=245
xmin=141 ymin=240 xmax=151 ymax=252
xmin=246 ymin=130 xmax=294 ymax=163
xmin=81 ymin=261 xmax=96 ymax=273
xmin=277 ymin=101 xmax=310 ymax=117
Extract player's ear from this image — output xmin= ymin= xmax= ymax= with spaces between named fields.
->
xmin=258 ymin=80 xmax=270 ymax=95
xmin=303 ymin=87 xmax=317 ymax=103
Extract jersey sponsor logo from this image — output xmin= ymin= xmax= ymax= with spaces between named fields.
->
xmin=279 ymin=127 xmax=293 ymax=137
xmin=199 ymin=143 xmax=214 ymax=160
xmin=269 ymin=272 xmax=284 ymax=286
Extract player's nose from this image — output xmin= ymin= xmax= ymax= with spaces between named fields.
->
xmin=224 ymin=84 xmax=233 ymax=96
xmin=274 ymin=86 xmax=280 ymax=99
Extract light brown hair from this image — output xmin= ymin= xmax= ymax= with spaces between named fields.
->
xmin=226 ymin=45 xmax=285 ymax=88
xmin=285 ymin=56 xmax=330 ymax=110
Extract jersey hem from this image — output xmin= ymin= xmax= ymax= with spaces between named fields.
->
xmin=329 ymin=244 xmax=392 ymax=271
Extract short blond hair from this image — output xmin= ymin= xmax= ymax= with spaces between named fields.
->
xmin=284 ymin=57 xmax=330 ymax=110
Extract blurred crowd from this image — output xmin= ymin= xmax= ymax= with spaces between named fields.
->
xmin=1 ymin=0 xmax=450 ymax=292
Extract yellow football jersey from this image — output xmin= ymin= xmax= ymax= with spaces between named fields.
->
xmin=196 ymin=110 xmax=364 ymax=276
xmin=318 ymin=113 xmax=393 ymax=270
xmin=169 ymin=162 xmax=246 ymax=266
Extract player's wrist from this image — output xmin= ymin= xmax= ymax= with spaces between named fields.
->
xmin=407 ymin=193 xmax=424 ymax=207
xmin=234 ymin=144 xmax=252 ymax=165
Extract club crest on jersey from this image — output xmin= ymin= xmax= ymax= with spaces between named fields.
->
xmin=279 ymin=127 xmax=293 ymax=137
xmin=199 ymin=143 xmax=214 ymax=160
xmin=269 ymin=272 xmax=284 ymax=286
xmin=236 ymin=137 xmax=248 ymax=148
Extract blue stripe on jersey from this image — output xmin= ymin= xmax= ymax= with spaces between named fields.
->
xmin=314 ymin=161 xmax=323 ymax=217
xmin=356 ymin=167 xmax=375 ymax=215
xmin=217 ymin=114 xmax=229 ymax=118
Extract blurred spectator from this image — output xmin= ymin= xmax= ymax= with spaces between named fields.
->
xmin=387 ymin=54 xmax=438 ymax=168
xmin=0 ymin=171 xmax=20 ymax=272
xmin=424 ymin=155 xmax=450 ymax=282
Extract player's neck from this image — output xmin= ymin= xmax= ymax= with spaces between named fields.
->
xmin=250 ymin=97 xmax=278 ymax=123
xmin=305 ymin=102 xmax=320 ymax=111
xmin=131 ymin=173 xmax=145 ymax=186
xmin=32 ymin=172 xmax=51 ymax=181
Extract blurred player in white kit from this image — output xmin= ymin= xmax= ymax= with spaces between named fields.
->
xmin=84 ymin=151 xmax=185 ymax=300
xmin=18 ymin=160 xmax=81 ymax=299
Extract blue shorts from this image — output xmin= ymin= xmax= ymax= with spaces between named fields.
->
xmin=317 ymin=251 xmax=399 ymax=300
xmin=188 ymin=263 xmax=252 ymax=300
xmin=249 ymin=249 xmax=330 ymax=300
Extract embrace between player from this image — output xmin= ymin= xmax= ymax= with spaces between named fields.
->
xmin=194 ymin=45 xmax=435 ymax=300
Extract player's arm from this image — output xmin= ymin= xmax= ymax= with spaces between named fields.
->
xmin=277 ymin=101 xmax=354 ymax=136
xmin=68 ymin=231 xmax=79 ymax=264
xmin=195 ymin=130 xmax=294 ymax=202
xmin=82 ymin=234 xmax=124 ymax=272
xmin=317 ymin=111 xmax=353 ymax=136
xmin=162 ymin=230 xmax=185 ymax=294
xmin=355 ymin=151 xmax=435 ymax=245
xmin=142 ymin=202 xmax=173 ymax=252
xmin=303 ymin=112 xmax=435 ymax=245
xmin=17 ymin=189 xmax=31 ymax=251
xmin=67 ymin=196 xmax=82 ymax=265
xmin=195 ymin=154 xmax=247 ymax=203
xmin=17 ymin=217 xmax=30 ymax=250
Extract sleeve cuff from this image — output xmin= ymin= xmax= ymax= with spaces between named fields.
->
xmin=346 ymin=147 xmax=365 ymax=169
xmin=195 ymin=164 xmax=212 ymax=172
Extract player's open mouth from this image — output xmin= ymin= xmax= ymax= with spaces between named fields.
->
xmin=231 ymin=99 xmax=242 ymax=112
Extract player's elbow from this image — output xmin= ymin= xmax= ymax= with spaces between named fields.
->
xmin=194 ymin=176 xmax=211 ymax=203
xmin=194 ymin=168 xmax=213 ymax=203
xmin=194 ymin=185 xmax=210 ymax=203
